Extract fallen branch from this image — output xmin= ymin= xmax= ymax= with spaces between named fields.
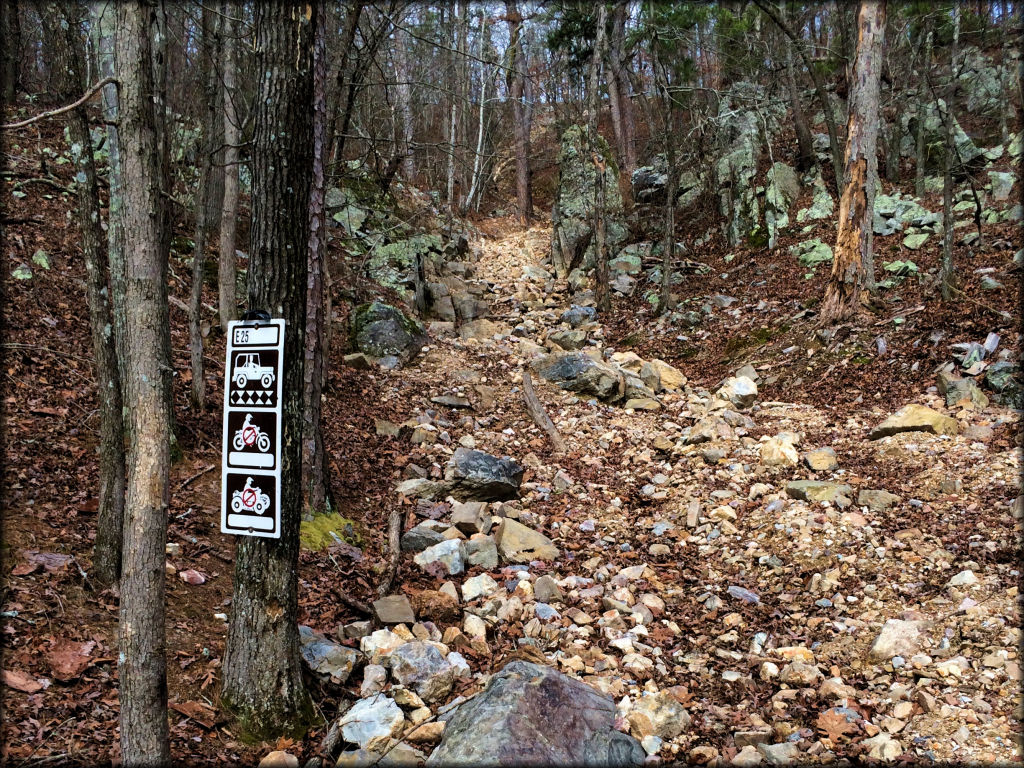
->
xmin=377 ymin=507 xmax=403 ymax=597
xmin=331 ymin=586 xmax=372 ymax=616
xmin=2 ymin=77 xmax=116 ymax=130
xmin=521 ymin=370 xmax=566 ymax=454
xmin=178 ymin=464 xmax=216 ymax=491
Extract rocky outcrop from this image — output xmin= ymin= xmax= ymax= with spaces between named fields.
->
xmin=350 ymin=302 xmax=427 ymax=365
xmin=764 ymin=162 xmax=800 ymax=248
xmin=550 ymin=125 xmax=627 ymax=280
xmin=425 ymin=661 xmax=644 ymax=766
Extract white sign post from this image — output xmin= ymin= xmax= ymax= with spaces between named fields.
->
xmin=221 ymin=318 xmax=285 ymax=538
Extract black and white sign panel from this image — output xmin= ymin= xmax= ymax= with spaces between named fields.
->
xmin=221 ymin=319 xmax=284 ymax=538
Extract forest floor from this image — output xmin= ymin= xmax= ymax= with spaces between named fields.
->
xmin=2 ymin=119 xmax=1023 ymax=766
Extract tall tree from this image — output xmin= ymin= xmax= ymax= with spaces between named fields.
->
xmin=506 ymin=1 xmax=533 ymax=223
xmin=114 ymin=0 xmax=173 ymax=762
xmin=820 ymin=0 xmax=887 ymax=323
xmin=607 ymin=0 xmax=637 ymax=177
xmin=188 ymin=4 xmax=222 ymax=409
xmin=221 ymin=0 xmax=316 ymax=740
xmin=589 ymin=3 xmax=611 ymax=313
xmin=1 ymin=0 xmax=18 ymax=104
xmin=39 ymin=1 xmax=126 ymax=587
xmin=304 ymin=0 xmax=331 ymax=518
xmin=218 ymin=0 xmax=239 ymax=332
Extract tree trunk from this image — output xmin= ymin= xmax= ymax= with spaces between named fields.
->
xmin=222 ymin=0 xmax=315 ymax=741
xmin=589 ymin=4 xmax=610 ymax=314
xmin=608 ymin=0 xmax=636 ymax=176
xmin=754 ymin=0 xmax=845 ymax=190
xmin=114 ymin=1 xmax=173 ymax=762
xmin=939 ymin=98 xmax=956 ymax=300
xmin=40 ymin=1 xmax=126 ymax=587
xmin=189 ymin=4 xmax=221 ymax=410
xmin=784 ymin=30 xmax=814 ymax=172
xmin=327 ymin=0 xmax=364 ymax=170
xmin=1 ymin=0 xmax=19 ymax=104
xmin=821 ymin=0 xmax=886 ymax=323
xmin=445 ymin=1 xmax=459 ymax=210
xmin=392 ymin=15 xmax=415 ymax=181
xmin=91 ymin=1 xmax=132 ymax=583
xmin=820 ymin=0 xmax=886 ymax=318
xmin=218 ymin=0 xmax=239 ymax=332
xmin=506 ymin=0 xmax=532 ymax=223
xmin=915 ymin=26 xmax=933 ymax=197
xmin=465 ymin=8 xmax=489 ymax=213
xmin=304 ymin=0 xmax=330 ymax=518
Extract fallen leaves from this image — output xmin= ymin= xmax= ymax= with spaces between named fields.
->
xmin=3 ymin=668 xmax=44 ymax=693
xmin=170 ymin=699 xmax=218 ymax=729
xmin=45 ymin=639 xmax=96 ymax=681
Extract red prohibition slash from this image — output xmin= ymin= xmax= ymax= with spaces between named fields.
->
xmin=242 ymin=488 xmax=257 ymax=508
xmin=242 ymin=425 xmax=257 ymax=446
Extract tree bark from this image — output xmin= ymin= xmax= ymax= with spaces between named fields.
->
xmin=607 ymin=0 xmax=636 ymax=177
xmin=506 ymin=0 xmax=532 ymax=223
xmin=40 ymin=1 xmax=126 ymax=587
xmin=915 ymin=25 xmax=933 ymax=197
xmin=589 ymin=3 xmax=610 ymax=314
xmin=753 ymin=0 xmax=845 ymax=190
xmin=1 ymin=0 xmax=19 ymax=104
xmin=114 ymin=1 xmax=172 ymax=763
xmin=392 ymin=17 xmax=415 ymax=181
xmin=304 ymin=0 xmax=330 ymax=518
xmin=465 ymin=8 xmax=489 ymax=213
xmin=783 ymin=24 xmax=814 ymax=172
xmin=222 ymin=0 xmax=315 ymax=741
xmin=939 ymin=97 xmax=956 ymax=300
xmin=189 ymin=4 xmax=221 ymax=410
xmin=821 ymin=0 xmax=886 ymax=323
xmin=218 ymin=0 xmax=239 ymax=332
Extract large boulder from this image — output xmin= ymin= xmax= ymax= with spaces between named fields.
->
xmin=350 ymin=302 xmax=427 ymax=364
xmin=365 ymin=234 xmax=443 ymax=298
xmin=494 ymin=518 xmax=559 ymax=563
xmin=714 ymin=109 xmax=762 ymax=247
xmin=444 ymin=448 xmax=523 ymax=501
xmin=550 ymin=126 xmax=626 ymax=279
xmin=532 ymin=351 xmax=624 ymax=402
xmin=425 ymin=661 xmax=644 ymax=767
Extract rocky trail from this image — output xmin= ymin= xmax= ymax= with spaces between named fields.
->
xmin=302 ymin=220 xmax=1022 ymax=767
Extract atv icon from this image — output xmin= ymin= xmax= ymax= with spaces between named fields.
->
xmin=233 ymin=414 xmax=271 ymax=453
xmin=233 ymin=352 xmax=275 ymax=389
xmin=231 ymin=477 xmax=270 ymax=514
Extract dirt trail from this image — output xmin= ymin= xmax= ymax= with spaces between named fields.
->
xmin=367 ymin=218 xmax=1021 ymax=764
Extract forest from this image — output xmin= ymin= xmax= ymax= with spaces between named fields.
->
xmin=1 ymin=1 xmax=1021 ymax=766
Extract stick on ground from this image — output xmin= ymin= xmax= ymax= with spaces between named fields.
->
xmin=521 ymin=369 xmax=566 ymax=454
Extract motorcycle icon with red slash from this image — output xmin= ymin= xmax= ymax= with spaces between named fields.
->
xmin=232 ymin=413 xmax=271 ymax=453
xmin=231 ymin=477 xmax=270 ymax=514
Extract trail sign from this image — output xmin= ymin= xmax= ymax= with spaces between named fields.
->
xmin=221 ymin=318 xmax=285 ymax=537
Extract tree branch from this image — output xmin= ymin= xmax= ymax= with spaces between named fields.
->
xmin=1 ymin=77 xmax=117 ymax=130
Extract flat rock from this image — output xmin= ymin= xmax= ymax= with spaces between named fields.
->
xmin=494 ymin=518 xmax=559 ymax=563
xmin=401 ymin=521 xmax=448 ymax=552
xmin=445 ymin=448 xmax=523 ymax=501
xmin=785 ymin=481 xmax=852 ymax=504
xmin=803 ymin=447 xmax=838 ymax=471
xmin=373 ymin=595 xmax=416 ymax=625
xmin=857 ymin=489 xmax=901 ymax=511
xmin=425 ymin=661 xmax=644 ymax=767
xmin=868 ymin=404 xmax=958 ymax=439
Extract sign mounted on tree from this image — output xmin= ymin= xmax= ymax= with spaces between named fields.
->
xmin=221 ymin=317 xmax=285 ymax=538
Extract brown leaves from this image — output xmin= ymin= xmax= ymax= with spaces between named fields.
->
xmin=11 ymin=549 xmax=73 ymax=576
xmin=45 ymin=639 xmax=95 ymax=682
xmin=3 ymin=669 xmax=44 ymax=693
xmin=816 ymin=707 xmax=861 ymax=742
xmin=170 ymin=699 xmax=218 ymax=729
